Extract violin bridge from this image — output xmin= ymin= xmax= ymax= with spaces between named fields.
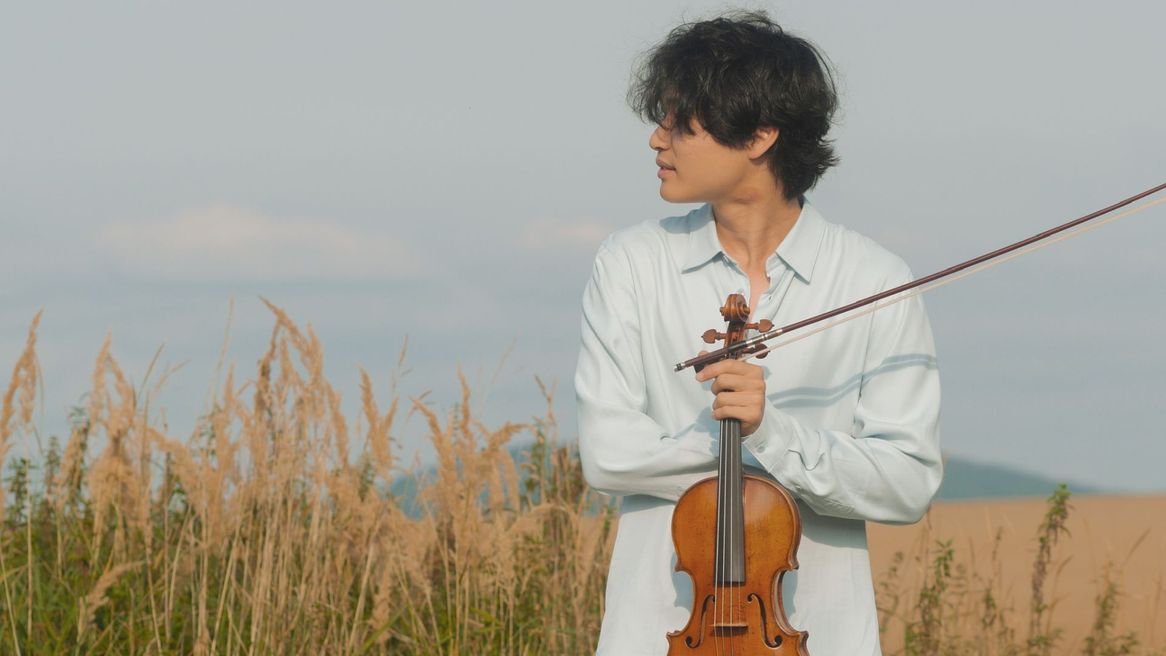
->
xmin=710 ymin=587 xmax=748 ymax=631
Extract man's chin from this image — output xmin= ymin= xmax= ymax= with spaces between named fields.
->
xmin=659 ymin=187 xmax=703 ymax=204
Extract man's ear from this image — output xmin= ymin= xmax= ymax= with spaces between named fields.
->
xmin=749 ymin=126 xmax=779 ymax=159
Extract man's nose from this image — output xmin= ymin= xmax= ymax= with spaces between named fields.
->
xmin=649 ymin=123 xmax=669 ymax=151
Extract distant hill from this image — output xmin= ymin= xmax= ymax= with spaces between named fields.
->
xmin=936 ymin=454 xmax=1101 ymax=500
xmin=388 ymin=444 xmax=1102 ymax=515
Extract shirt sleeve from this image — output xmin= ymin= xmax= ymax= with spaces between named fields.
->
xmin=741 ymin=264 xmax=943 ymax=525
xmin=574 ymin=240 xmax=720 ymax=502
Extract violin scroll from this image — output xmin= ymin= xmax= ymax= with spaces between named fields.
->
xmin=692 ymin=295 xmax=774 ymax=368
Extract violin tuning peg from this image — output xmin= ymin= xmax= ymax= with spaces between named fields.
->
xmin=751 ymin=344 xmax=769 ymax=359
xmin=702 ymin=329 xmax=720 ymax=344
xmin=757 ymin=319 xmax=774 ymax=332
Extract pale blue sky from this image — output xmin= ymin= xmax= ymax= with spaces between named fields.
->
xmin=2 ymin=1 xmax=1164 ymax=490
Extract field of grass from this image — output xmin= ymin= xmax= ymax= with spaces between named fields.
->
xmin=870 ymin=490 xmax=1165 ymax=655
xmin=1 ymin=304 xmax=1162 ymax=654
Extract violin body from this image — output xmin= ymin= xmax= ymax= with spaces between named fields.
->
xmin=668 ymin=473 xmax=808 ymax=655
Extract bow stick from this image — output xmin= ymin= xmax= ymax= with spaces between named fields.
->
xmin=674 ymin=181 xmax=1166 ymax=373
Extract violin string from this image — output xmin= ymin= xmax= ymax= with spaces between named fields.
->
xmin=729 ymin=425 xmax=737 ymax=651
xmin=725 ymin=432 xmax=730 ymax=656
xmin=717 ymin=419 xmax=725 ymax=655
xmin=713 ymin=420 xmax=718 ymax=654
xmin=735 ymin=420 xmax=741 ymax=654
xmin=721 ymin=420 xmax=728 ymax=656
xmin=740 ymin=195 xmax=1166 ymax=362
xmin=732 ymin=421 xmax=741 ymax=652
xmin=731 ymin=419 xmax=737 ymax=654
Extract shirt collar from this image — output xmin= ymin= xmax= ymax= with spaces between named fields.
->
xmin=680 ymin=198 xmax=826 ymax=282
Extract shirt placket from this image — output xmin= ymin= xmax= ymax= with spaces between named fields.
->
xmin=757 ymin=261 xmax=795 ymax=325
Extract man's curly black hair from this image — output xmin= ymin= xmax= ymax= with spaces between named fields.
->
xmin=627 ymin=9 xmax=839 ymax=201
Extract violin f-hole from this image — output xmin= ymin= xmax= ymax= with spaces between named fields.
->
xmin=746 ymin=592 xmax=783 ymax=648
xmin=682 ymin=594 xmax=715 ymax=648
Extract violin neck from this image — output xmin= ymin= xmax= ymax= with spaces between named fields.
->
xmin=715 ymin=418 xmax=746 ymax=584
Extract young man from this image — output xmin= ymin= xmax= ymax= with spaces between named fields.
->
xmin=574 ymin=10 xmax=942 ymax=656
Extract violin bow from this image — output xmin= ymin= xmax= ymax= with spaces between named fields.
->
xmin=674 ymin=181 xmax=1166 ymax=373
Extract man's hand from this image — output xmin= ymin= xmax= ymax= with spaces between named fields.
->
xmin=694 ymin=354 xmax=767 ymax=437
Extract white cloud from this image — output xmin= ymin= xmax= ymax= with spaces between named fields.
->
xmin=519 ymin=218 xmax=613 ymax=253
xmin=96 ymin=204 xmax=420 ymax=281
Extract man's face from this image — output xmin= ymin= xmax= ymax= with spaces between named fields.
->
xmin=649 ymin=112 xmax=766 ymax=204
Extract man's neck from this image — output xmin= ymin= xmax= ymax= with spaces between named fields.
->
xmin=711 ymin=190 xmax=803 ymax=276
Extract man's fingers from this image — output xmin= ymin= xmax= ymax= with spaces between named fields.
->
xmin=711 ymin=373 xmax=750 ymax=394
xmin=712 ymin=391 xmax=764 ymax=408
xmin=711 ymin=398 xmax=763 ymax=424
xmin=696 ymin=358 xmax=759 ymax=381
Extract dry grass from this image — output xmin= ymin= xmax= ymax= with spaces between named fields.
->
xmin=1 ymin=302 xmax=1162 ymax=654
xmin=0 ymin=300 xmax=615 ymax=655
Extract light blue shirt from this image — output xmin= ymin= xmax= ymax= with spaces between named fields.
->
xmin=574 ymin=200 xmax=942 ymax=656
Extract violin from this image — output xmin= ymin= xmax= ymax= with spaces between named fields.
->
xmin=668 ymin=293 xmax=809 ymax=655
